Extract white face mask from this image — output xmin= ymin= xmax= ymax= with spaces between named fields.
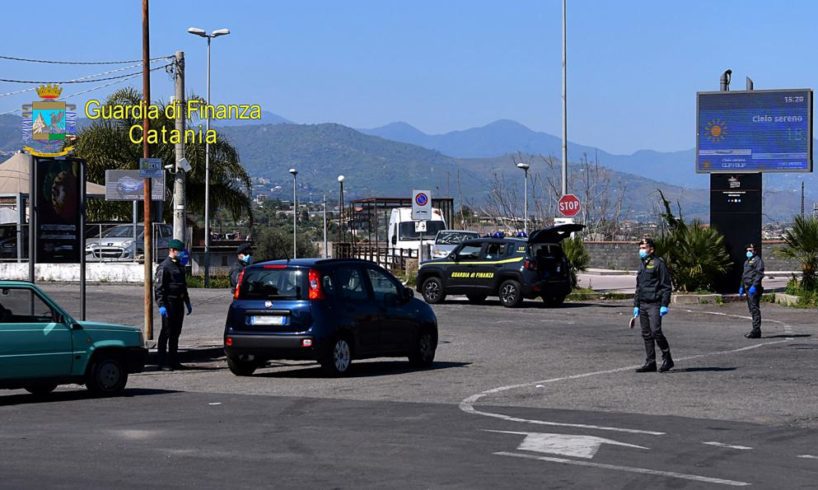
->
xmin=639 ymin=249 xmax=649 ymax=259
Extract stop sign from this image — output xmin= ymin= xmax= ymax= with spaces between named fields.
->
xmin=558 ymin=194 xmax=581 ymax=217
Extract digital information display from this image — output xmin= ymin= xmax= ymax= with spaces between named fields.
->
xmin=696 ymin=89 xmax=813 ymax=173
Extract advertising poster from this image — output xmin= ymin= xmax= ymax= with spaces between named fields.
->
xmin=36 ymin=158 xmax=82 ymax=263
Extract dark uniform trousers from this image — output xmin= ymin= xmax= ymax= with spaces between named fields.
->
xmin=746 ymin=287 xmax=762 ymax=334
xmin=158 ymin=300 xmax=186 ymax=366
xmin=639 ymin=301 xmax=669 ymax=363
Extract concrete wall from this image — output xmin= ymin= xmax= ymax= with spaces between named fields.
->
xmin=0 ymin=262 xmax=156 ymax=283
xmin=586 ymin=241 xmax=801 ymax=272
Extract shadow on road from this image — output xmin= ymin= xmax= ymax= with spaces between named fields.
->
xmin=674 ymin=367 xmax=737 ymax=373
xmin=0 ymin=388 xmax=179 ymax=407
xmin=444 ymin=299 xmax=604 ymax=309
xmin=254 ymin=360 xmax=472 ymax=379
xmin=765 ymin=334 xmax=812 ymax=339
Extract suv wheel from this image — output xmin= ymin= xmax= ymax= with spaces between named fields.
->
xmin=466 ymin=293 xmax=487 ymax=304
xmin=408 ymin=328 xmax=437 ymax=368
xmin=24 ymin=383 xmax=58 ymax=396
xmin=542 ymin=294 xmax=566 ymax=307
xmin=499 ymin=279 xmax=523 ymax=308
xmin=321 ymin=336 xmax=353 ymax=376
xmin=227 ymin=356 xmax=258 ymax=376
xmin=86 ymin=355 xmax=128 ymax=396
xmin=421 ymin=277 xmax=446 ymax=304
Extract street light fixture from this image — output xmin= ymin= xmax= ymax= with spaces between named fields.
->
xmin=337 ymin=175 xmax=345 ymax=248
xmin=516 ymin=162 xmax=530 ymax=235
xmin=187 ymin=25 xmax=230 ymax=286
xmin=289 ymin=168 xmax=298 ymax=259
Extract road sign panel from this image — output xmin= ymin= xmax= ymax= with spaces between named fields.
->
xmin=139 ymin=157 xmax=163 ymax=179
xmin=412 ymin=189 xmax=431 ymax=220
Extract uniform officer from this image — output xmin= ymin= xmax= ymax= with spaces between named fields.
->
xmin=633 ymin=237 xmax=674 ymax=372
xmin=154 ymin=239 xmax=192 ymax=371
xmin=739 ymin=243 xmax=764 ymax=339
xmin=229 ymin=243 xmax=253 ymax=294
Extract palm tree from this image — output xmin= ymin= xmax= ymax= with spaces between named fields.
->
xmin=654 ymin=190 xmax=732 ymax=292
xmin=74 ymin=88 xmax=252 ymax=227
xmin=778 ymin=215 xmax=818 ymax=290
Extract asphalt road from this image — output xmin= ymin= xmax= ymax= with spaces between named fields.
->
xmin=2 ymin=285 xmax=817 ymax=488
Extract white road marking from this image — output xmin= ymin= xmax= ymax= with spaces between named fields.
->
xmin=494 ymin=451 xmax=751 ymax=487
xmin=460 ymin=340 xmax=787 ymax=436
xmin=703 ymin=441 xmax=753 ymax=450
xmin=208 ymin=402 xmax=222 ymax=406
xmin=485 ymin=430 xmax=647 ymax=459
xmin=797 ymin=454 xmax=818 ymax=460
xmin=679 ymin=308 xmax=797 ymax=340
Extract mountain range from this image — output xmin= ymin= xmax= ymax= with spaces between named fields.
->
xmin=0 ymin=112 xmax=812 ymax=221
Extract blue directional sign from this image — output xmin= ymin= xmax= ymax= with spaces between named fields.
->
xmin=696 ymin=89 xmax=813 ymax=173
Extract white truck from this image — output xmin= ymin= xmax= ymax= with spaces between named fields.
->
xmin=387 ymin=207 xmax=447 ymax=261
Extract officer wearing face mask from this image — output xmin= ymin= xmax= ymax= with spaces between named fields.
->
xmin=633 ymin=237 xmax=674 ymax=373
xmin=154 ymin=239 xmax=192 ymax=371
xmin=739 ymin=243 xmax=764 ymax=339
xmin=229 ymin=243 xmax=253 ymax=294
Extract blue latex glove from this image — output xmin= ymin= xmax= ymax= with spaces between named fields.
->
xmin=748 ymin=286 xmax=757 ymax=296
xmin=659 ymin=306 xmax=669 ymax=317
xmin=633 ymin=307 xmax=639 ymax=317
xmin=738 ymin=286 xmax=745 ymax=296
xmin=159 ymin=306 xmax=168 ymax=318
xmin=186 ymin=301 xmax=192 ymax=316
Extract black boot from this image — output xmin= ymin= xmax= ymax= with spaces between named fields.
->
xmin=659 ymin=351 xmax=674 ymax=372
xmin=744 ymin=330 xmax=761 ymax=339
xmin=636 ymin=361 xmax=657 ymax=373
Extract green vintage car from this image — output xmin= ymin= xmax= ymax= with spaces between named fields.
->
xmin=0 ymin=281 xmax=147 ymax=396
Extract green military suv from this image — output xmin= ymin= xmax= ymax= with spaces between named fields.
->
xmin=0 ymin=281 xmax=147 ymax=396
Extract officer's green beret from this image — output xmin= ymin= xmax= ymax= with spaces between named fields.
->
xmin=168 ymin=239 xmax=184 ymax=250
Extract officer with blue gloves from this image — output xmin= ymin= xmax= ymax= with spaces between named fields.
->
xmin=633 ymin=237 xmax=674 ymax=373
xmin=154 ymin=239 xmax=192 ymax=371
xmin=739 ymin=243 xmax=764 ymax=339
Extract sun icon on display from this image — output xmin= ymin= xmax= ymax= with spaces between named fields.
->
xmin=705 ymin=119 xmax=728 ymax=143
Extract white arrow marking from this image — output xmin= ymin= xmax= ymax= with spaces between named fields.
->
xmin=703 ymin=441 xmax=753 ymax=450
xmin=486 ymin=430 xmax=647 ymax=459
xmin=495 ymin=452 xmax=751 ymax=487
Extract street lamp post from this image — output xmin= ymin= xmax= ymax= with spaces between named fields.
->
xmin=289 ymin=168 xmax=298 ymax=258
xmin=516 ymin=162 xmax=530 ymax=234
xmin=188 ymin=26 xmax=230 ymax=287
xmin=337 ymin=175 xmax=345 ymax=250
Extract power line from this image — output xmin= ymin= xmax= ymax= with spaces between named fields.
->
xmin=0 ymin=54 xmax=172 ymax=65
xmin=0 ymin=63 xmax=172 ymax=84
xmin=0 ymin=63 xmax=144 ymax=96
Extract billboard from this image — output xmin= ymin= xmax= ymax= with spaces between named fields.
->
xmin=105 ymin=170 xmax=165 ymax=201
xmin=696 ymin=89 xmax=813 ymax=173
xmin=36 ymin=158 xmax=82 ymax=263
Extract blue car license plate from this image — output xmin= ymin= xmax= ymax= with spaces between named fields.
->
xmin=250 ymin=315 xmax=286 ymax=326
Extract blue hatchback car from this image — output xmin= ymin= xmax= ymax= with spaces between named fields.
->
xmin=224 ymin=259 xmax=438 ymax=376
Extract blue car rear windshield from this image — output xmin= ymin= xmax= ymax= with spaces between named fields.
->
xmin=239 ymin=268 xmax=307 ymax=300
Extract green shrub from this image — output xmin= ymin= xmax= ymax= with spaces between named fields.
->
xmin=562 ymin=235 xmax=590 ymax=289
xmin=186 ymin=275 xmax=231 ymax=289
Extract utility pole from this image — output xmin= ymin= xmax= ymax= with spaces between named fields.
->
xmin=801 ymin=181 xmax=805 ymax=217
xmin=173 ymin=51 xmax=186 ymax=243
xmin=560 ymin=0 xmax=568 ymax=197
xmin=323 ymin=194 xmax=327 ymax=258
xmin=142 ymin=0 xmax=154 ymax=340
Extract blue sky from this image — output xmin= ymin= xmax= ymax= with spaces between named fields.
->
xmin=2 ymin=0 xmax=817 ymax=154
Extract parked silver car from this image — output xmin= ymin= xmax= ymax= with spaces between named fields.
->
xmin=85 ymin=224 xmax=172 ymax=261
xmin=430 ymin=230 xmax=481 ymax=259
